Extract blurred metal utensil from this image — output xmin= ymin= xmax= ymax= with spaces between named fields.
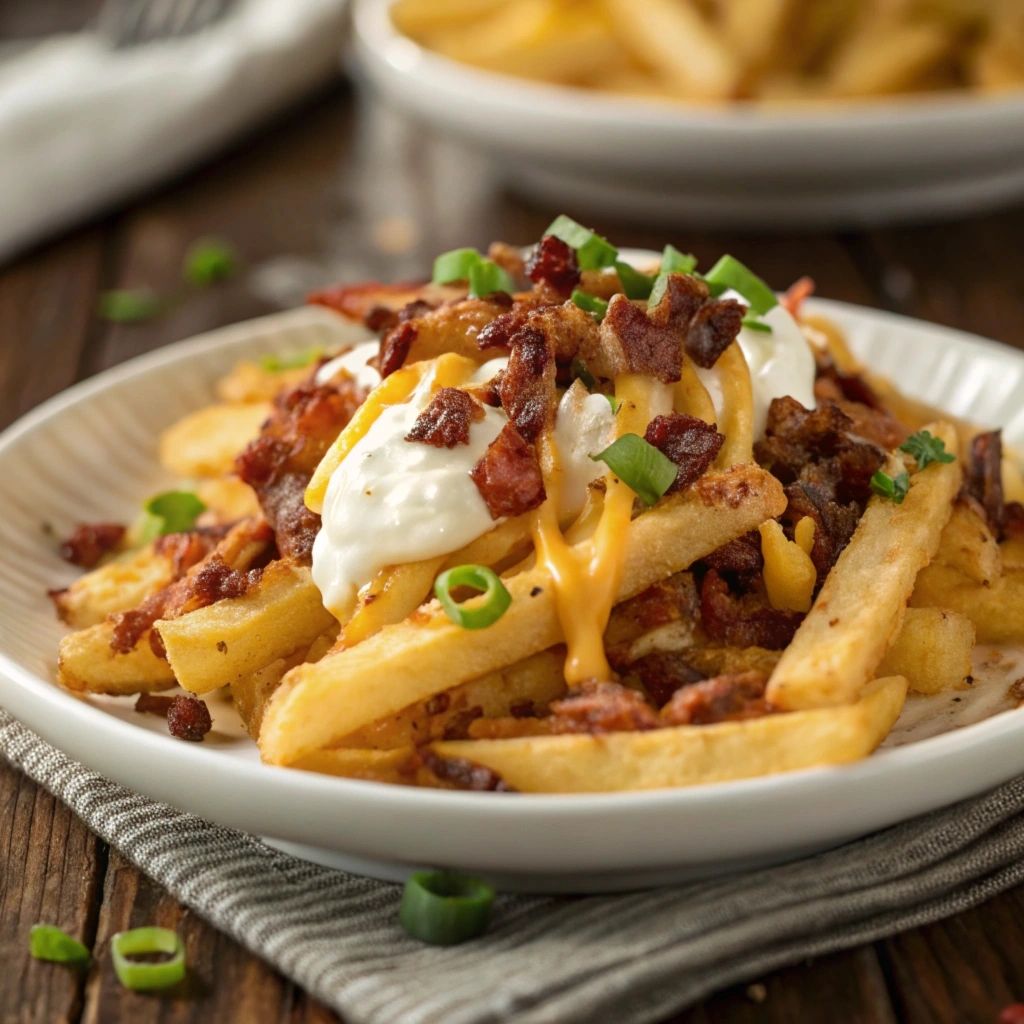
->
xmin=98 ymin=0 xmax=236 ymax=48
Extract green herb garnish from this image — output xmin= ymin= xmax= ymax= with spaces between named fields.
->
xmin=184 ymin=237 xmax=237 ymax=286
xmin=30 ymin=925 xmax=90 ymax=965
xmin=260 ymin=348 xmax=324 ymax=372
xmin=703 ymin=255 xmax=778 ymax=315
xmin=434 ymin=564 xmax=512 ymax=630
xmin=400 ymin=872 xmax=495 ymax=946
xmin=571 ymin=356 xmax=597 ymax=390
xmin=870 ymin=469 xmax=911 ymax=504
xmin=741 ymin=317 xmax=772 ymax=333
xmin=570 ymin=290 xmax=609 ymax=321
xmin=614 ymin=260 xmax=655 ymax=300
xmin=432 ymin=248 xmax=514 ymax=299
xmin=111 ymin=927 xmax=185 ymax=991
xmin=432 ymin=247 xmax=482 ymax=284
xmin=659 ymin=244 xmax=698 ymax=275
xmin=899 ymin=430 xmax=955 ymax=470
xmin=97 ymin=289 xmax=163 ymax=323
xmin=144 ymin=491 xmax=207 ymax=536
xmin=543 ymin=215 xmax=618 ymax=271
xmin=590 ymin=433 xmax=677 ymax=507
xmin=647 ymin=272 xmax=671 ymax=308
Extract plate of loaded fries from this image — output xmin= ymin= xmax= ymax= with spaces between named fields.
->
xmin=0 ymin=221 xmax=1022 ymax=892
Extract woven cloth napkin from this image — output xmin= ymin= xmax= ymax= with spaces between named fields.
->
xmin=4 ymin=706 xmax=1024 ymax=1024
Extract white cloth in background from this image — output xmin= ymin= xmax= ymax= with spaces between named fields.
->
xmin=0 ymin=0 xmax=349 ymax=262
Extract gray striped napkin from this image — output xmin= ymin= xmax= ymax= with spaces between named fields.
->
xmin=4 ymin=704 xmax=1024 ymax=1024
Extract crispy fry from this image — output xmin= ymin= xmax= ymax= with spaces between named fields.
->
xmin=878 ymin=607 xmax=975 ymax=695
xmin=432 ymin=676 xmax=907 ymax=792
xmin=58 ymin=622 xmax=175 ymax=695
xmin=910 ymin=563 xmax=1024 ymax=645
xmin=339 ymin=557 xmax=445 ymax=647
xmin=216 ymin=360 xmax=312 ymax=403
xmin=933 ymin=500 xmax=1001 ymax=585
xmin=292 ymin=747 xmax=415 ymax=785
xmin=767 ymin=424 xmax=961 ymax=710
xmin=157 ymin=562 xmax=336 ymax=695
xmin=159 ymin=402 xmax=271 ymax=479
xmin=260 ymin=463 xmax=786 ymax=765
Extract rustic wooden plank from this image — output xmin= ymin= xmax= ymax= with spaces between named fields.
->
xmin=878 ymin=887 xmax=1024 ymax=1024
xmin=0 ymin=760 xmax=104 ymax=1024
xmin=79 ymin=848 xmax=305 ymax=1024
xmin=0 ymin=226 xmax=105 ymax=431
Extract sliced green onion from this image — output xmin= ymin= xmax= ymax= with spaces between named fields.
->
xmin=571 ymin=356 xmax=596 ymax=390
xmin=184 ymin=237 xmax=237 ymax=286
xmin=570 ymin=290 xmax=608 ymax=321
xmin=432 ymin=247 xmax=481 ymax=284
xmin=703 ymin=255 xmax=778 ymax=315
xmin=468 ymin=259 xmax=515 ymax=299
xmin=543 ymin=215 xmax=618 ymax=270
xmin=741 ymin=317 xmax=772 ymax=333
xmin=870 ymin=469 xmax=911 ymax=504
xmin=30 ymin=925 xmax=90 ymax=965
xmin=111 ymin=927 xmax=185 ymax=991
xmin=435 ymin=565 xmax=512 ymax=630
xmin=614 ymin=260 xmax=655 ymax=300
xmin=590 ymin=433 xmax=677 ymax=506
xmin=98 ymin=288 xmax=163 ymax=323
xmin=259 ymin=347 xmax=324 ymax=372
xmin=647 ymin=272 xmax=670 ymax=308
xmin=899 ymin=430 xmax=955 ymax=470
xmin=144 ymin=490 xmax=207 ymax=535
xmin=606 ymin=394 xmax=619 ymax=413
xmin=399 ymin=871 xmax=495 ymax=946
xmin=660 ymin=244 xmax=697 ymax=275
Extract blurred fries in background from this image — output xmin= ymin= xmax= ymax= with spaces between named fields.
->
xmin=392 ymin=0 xmax=1024 ymax=102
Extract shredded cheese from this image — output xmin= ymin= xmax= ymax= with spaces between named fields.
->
xmin=759 ymin=518 xmax=817 ymax=614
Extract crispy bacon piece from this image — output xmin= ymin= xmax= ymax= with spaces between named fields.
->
xmin=647 ymin=273 xmax=709 ymax=331
xmin=700 ymin=569 xmax=803 ymax=650
xmin=405 ymin=387 xmax=484 ymax=448
xmin=306 ymin=279 xmax=429 ymax=323
xmin=134 ymin=693 xmax=174 ymax=717
xmin=644 ymin=413 xmax=725 ymax=493
xmin=1007 ymin=502 xmax=1024 ymax=539
xmin=549 ymin=681 xmax=659 ymax=735
xmin=660 ymin=671 xmax=774 ymax=726
xmin=965 ymin=430 xmax=1005 ymax=537
xmin=166 ymin=695 xmax=213 ymax=742
xmin=477 ymin=308 xmax=523 ymax=352
xmin=379 ymin=320 xmax=418 ymax=379
xmin=685 ymin=298 xmax=746 ymax=369
xmin=470 ymin=422 xmax=546 ymax=519
xmin=701 ymin=532 xmax=763 ymax=581
xmin=59 ymin=522 xmax=126 ymax=569
xmin=420 ymin=751 xmax=514 ymax=792
xmin=497 ymin=326 xmax=557 ymax=442
xmin=524 ymin=235 xmax=580 ymax=295
xmin=590 ymin=294 xmax=683 ymax=383
xmin=783 ymin=480 xmax=860 ymax=587
xmin=612 ymin=574 xmax=701 ymax=635
xmin=628 ymin=651 xmax=705 ymax=707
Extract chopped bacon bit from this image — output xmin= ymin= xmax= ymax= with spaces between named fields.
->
xmin=549 ymin=681 xmax=659 ymax=735
xmin=783 ymin=480 xmax=860 ymax=587
xmin=613 ymin=574 xmax=701 ymax=634
xmin=700 ymin=569 xmax=803 ymax=650
xmin=966 ymin=430 xmax=1005 ymax=537
xmin=378 ymin=320 xmax=418 ymax=379
xmin=702 ymin=532 xmax=763 ymax=581
xmin=647 ymin=273 xmax=709 ymax=331
xmin=685 ymin=298 xmax=746 ymax=369
xmin=644 ymin=413 xmax=725 ymax=493
xmin=470 ymin=422 xmax=546 ymax=519
xmin=441 ymin=706 xmax=484 ymax=740
xmin=814 ymin=349 xmax=881 ymax=410
xmin=425 ymin=692 xmax=451 ymax=716
xmin=477 ymin=308 xmax=523 ymax=351
xmin=628 ymin=652 xmax=705 ymax=707
xmin=421 ymin=751 xmax=515 ymax=792
xmin=134 ymin=693 xmax=174 ymax=717
xmin=306 ymin=279 xmax=428 ymax=323
xmin=1006 ymin=502 xmax=1024 ymax=539
xmin=510 ymin=699 xmax=536 ymax=718
xmin=593 ymin=294 xmax=682 ymax=383
xmin=525 ymin=235 xmax=580 ymax=295
xmin=660 ymin=671 xmax=774 ymax=726
xmin=255 ymin=473 xmax=321 ymax=563
xmin=166 ymin=695 xmax=213 ymax=742
xmin=780 ymin=276 xmax=815 ymax=317
xmin=498 ymin=326 xmax=556 ymax=441
xmin=59 ymin=523 xmax=126 ymax=569
xmin=405 ymin=387 xmax=484 ymax=448
xmin=364 ymin=305 xmax=399 ymax=332
xmin=154 ymin=529 xmax=226 ymax=576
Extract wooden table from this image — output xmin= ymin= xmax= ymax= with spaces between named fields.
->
xmin=3 ymin=26 xmax=1024 ymax=1024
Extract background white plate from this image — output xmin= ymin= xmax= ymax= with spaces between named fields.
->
xmin=353 ymin=0 xmax=1024 ymax=230
xmin=0 ymin=299 xmax=1022 ymax=893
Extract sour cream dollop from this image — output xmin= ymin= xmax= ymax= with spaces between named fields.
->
xmin=552 ymin=382 xmax=617 ymax=516
xmin=696 ymin=297 xmax=816 ymax=439
xmin=315 ymin=341 xmax=382 ymax=391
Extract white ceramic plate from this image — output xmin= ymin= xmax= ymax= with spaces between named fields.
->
xmin=1 ymin=300 xmax=1023 ymax=894
xmin=352 ymin=0 xmax=1024 ymax=230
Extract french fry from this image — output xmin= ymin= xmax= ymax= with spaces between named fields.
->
xmin=767 ymin=424 xmax=961 ymax=710
xmin=1002 ymin=537 xmax=1024 ymax=572
xmin=910 ymin=563 xmax=1024 ymax=645
xmin=156 ymin=562 xmax=336 ymax=695
xmin=877 ymin=607 xmax=975 ymax=695
xmin=339 ymin=557 xmax=445 ymax=647
xmin=260 ymin=463 xmax=786 ymax=765
xmin=292 ymin=748 xmax=415 ymax=785
xmin=932 ymin=500 xmax=1002 ymax=585
xmin=50 ymin=543 xmax=177 ymax=629
xmin=216 ymin=360 xmax=312 ymax=403
xmin=158 ymin=402 xmax=271 ymax=478
xmin=58 ymin=622 xmax=175 ymax=695
xmin=432 ymin=676 xmax=907 ymax=793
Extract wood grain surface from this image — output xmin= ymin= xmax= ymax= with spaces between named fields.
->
xmin=1 ymin=10 xmax=1024 ymax=1023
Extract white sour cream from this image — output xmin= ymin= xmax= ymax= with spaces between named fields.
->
xmin=696 ymin=296 xmax=816 ymax=439
xmin=471 ymin=356 xmax=508 ymax=382
xmin=315 ymin=341 xmax=382 ymax=391
xmin=311 ymin=397 xmax=506 ymax=618
xmin=552 ymin=381 xmax=617 ymax=517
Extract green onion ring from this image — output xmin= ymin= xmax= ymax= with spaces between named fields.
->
xmin=399 ymin=871 xmax=496 ymax=945
xmin=590 ymin=433 xmax=678 ymax=507
xmin=30 ymin=925 xmax=90 ymax=965
xmin=434 ymin=565 xmax=512 ymax=630
xmin=111 ymin=927 xmax=186 ymax=991
xmin=702 ymin=255 xmax=778 ymax=315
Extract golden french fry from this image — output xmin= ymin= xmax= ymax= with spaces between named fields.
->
xmin=340 ymin=557 xmax=445 ymax=647
xmin=292 ymin=747 xmax=415 ymax=785
xmin=58 ymin=622 xmax=175 ymax=695
xmin=159 ymin=402 xmax=271 ymax=478
xmin=767 ymin=424 xmax=961 ymax=710
xmin=910 ymin=563 xmax=1024 ymax=645
xmin=713 ymin=342 xmax=754 ymax=468
xmin=216 ymin=360 xmax=312 ymax=403
xmin=50 ymin=543 xmax=177 ymax=629
xmin=392 ymin=0 xmax=516 ymax=37
xmin=877 ymin=607 xmax=975 ymax=695
xmin=1002 ymin=537 xmax=1024 ymax=572
xmin=432 ymin=676 xmax=907 ymax=793
xmin=156 ymin=562 xmax=336 ymax=695
xmin=260 ymin=463 xmax=786 ymax=765
xmin=933 ymin=500 xmax=1001 ymax=585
